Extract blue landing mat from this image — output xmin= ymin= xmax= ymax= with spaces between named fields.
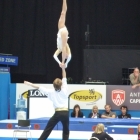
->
xmin=30 ymin=117 xmax=140 ymax=126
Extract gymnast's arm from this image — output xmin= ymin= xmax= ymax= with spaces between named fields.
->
xmin=53 ymin=49 xmax=62 ymax=65
xmin=62 ymin=65 xmax=66 ymax=78
xmin=24 ymin=81 xmax=39 ymax=89
xmin=24 ymin=81 xmax=50 ymax=96
xmin=61 ymin=65 xmax=68 ymax=91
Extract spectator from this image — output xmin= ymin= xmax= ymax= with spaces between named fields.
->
xmin=101 ymin=105 xmax=116 ymax=118
xmin=129 ymin=67 xmax=140 ymax=89
xmin=90 ymin=123 xmax=114 ymax=140
xmin=88 ymin=105 xmax=101 ymax=118
xmin=118 ymin=105 xmax=131 ymax=119
xmin=71 ymin=104 xmax=84 ymax=118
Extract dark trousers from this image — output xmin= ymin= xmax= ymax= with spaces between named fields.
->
xmin=38 ymin=111 xmax=69 ymax=140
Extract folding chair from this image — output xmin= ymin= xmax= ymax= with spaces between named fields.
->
xmin=13 ymin=120 xmax=32 ymax=140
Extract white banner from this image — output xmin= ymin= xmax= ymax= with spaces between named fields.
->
xmin=16 ymin=84 xmax=106 ymax=110
xmin=68 ymin=85 xmax=106 ymax=109
xmin=16 ymin=83 xmax=53 ymax=107
xmin=16 ymin=84 xmax=54 ymax=119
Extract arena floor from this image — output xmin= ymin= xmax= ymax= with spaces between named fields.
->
xmin=0 ymin=119 xmax=138 ymax=140
xmin=0 ymin=129 xmax=137 ymax=140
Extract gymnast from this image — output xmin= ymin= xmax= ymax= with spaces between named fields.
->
xmin=24 ymin=65 xmax=69 ymax=140
xmin=53 ymin=0 xmax=71 ymax=68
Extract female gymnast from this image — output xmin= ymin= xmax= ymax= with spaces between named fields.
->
xmin=53 ymin=0 xmax=71 ymax=68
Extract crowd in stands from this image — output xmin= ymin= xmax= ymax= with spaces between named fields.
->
xmin=71 ymin=104 xmax=133 ymax=140
xmin=71 ymin=104 xmax=131 ymax=119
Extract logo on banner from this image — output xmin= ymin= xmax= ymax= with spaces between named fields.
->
xmin=112 ymin=90 xmax=125 ymax=106
xmin=29 ymin=89 xmax=48 ymax=97
xmin=22 ymin=91 xmax=28 ymax=99
xmin=21 ymin=89 xmax=48 ymax=98
xmin=70 ymin=89 xmax=102 ymax=102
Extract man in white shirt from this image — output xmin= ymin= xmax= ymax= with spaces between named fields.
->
xmin=24 ymin=65 xmax=69 ymax=140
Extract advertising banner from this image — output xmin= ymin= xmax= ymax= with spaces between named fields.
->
xmin=0 ymin=55 xmax=18 ymax=66
xmin=106 ymin=85 xmax=140 ymax=110
xmin=16 ymin=84 xmax=53 ymax=108
xmin=16 ymin=84 xmax=54 ymax=119
xmin=16 ymin=84 xmax=106 ymax=110
xmin=68 ymin=85 xmax=106 ymax=110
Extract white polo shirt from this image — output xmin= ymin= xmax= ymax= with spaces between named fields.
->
xmin=39 ymin=78 xmax=68 ymax=109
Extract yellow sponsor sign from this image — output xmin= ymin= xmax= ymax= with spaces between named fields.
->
xmin=70 ymin=90 xmax=102 ymax=102
xmin=22 ymin=91 xmax=28 ymax=99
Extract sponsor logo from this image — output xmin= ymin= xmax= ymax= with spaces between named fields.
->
xmin=22 ymin=91 xmax=28 ymax=99
xmin=70 ymin=89 xmax=102 ymax=102
xmin=22 ymin=89 xmax=48 ymax=98
xmin=29 ymin=90 xmax=47 ymax=97
xmin=112 ymin=90 xmax=125 ymax=106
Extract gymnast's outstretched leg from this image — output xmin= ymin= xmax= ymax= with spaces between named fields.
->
xmin=58 ymin=0 xmax=67 ymax=65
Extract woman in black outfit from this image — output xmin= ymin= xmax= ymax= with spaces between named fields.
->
xmin=90 ymin=123 xmax=114 ymax=140
xmin=71 ymin=104 xmax=84 ymax=118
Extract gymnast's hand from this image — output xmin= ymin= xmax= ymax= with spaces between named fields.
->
xmin=24 ymin=81 xmax=32 ymax=86
xmin=59 ymin=63 xmax=63 ymax=68
xmin=60 ymin=63 xmax=65 ymax=68
xmin=60 ymin=63 xmax=67 ymax=68
xmin=64 ymin=63 xmax=67 ymax=68
xmin=61 ymin=64 xmax=66 ymax=69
